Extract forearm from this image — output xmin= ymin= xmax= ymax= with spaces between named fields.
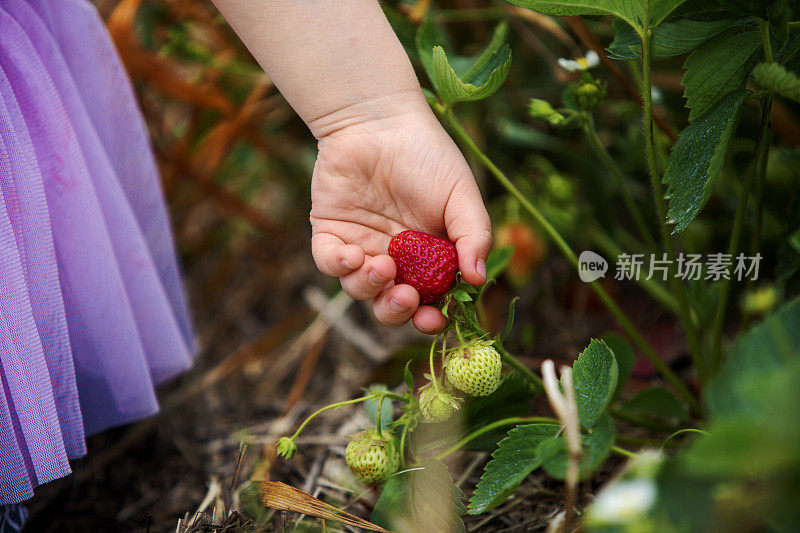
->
xmin=211 ymin=0 xmax=430 ymax=138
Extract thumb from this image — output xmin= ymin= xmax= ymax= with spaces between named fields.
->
xmin=444 ymin=179 xmax=492 ymax=286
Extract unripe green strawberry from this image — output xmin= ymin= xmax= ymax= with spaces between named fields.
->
xmin=570 ymin=76 xmax=607 ymax=111
xmin=419 ymin=386 xmax=461 ymax=423
xmin=446 ymin=340 xmax=502 ymax=396
xmin=345 ymin=429 xmax=399 ymax=486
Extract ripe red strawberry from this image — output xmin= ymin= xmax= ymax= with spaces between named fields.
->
xmin=496 ymin=222 xmax=546 ymax=287
xmin=388 ymin=230 xmax=458 ymax=305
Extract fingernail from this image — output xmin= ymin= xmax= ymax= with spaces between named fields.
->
xmin=368 ymin=268 xmax=386 ymax=285
xmin=389 ymin=297 xmax=409 ymax=313
xmin=476 ymin=259 xmax=487 ymax=280
xmin=341 ymin=258 xmax=354 ymax=270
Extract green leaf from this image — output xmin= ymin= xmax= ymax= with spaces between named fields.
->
xmin=601 ymin=333 xmax=635 ymax=400
xmin=404 ymin=361 xmax=414 ymax=393
xmin=463 ymin=375 xmax=538 ymax=450
xmin=608 ymin=17 xmax=734 ymax=60
xmin=683 ymin=356 xmax=800 ymax=479
xmin=653 ymin=298 xmax=800 ymax=531
xmin=451 ymin=289 xmax=473 ymax=302
xmin=486 ymin=246 xmax=515 ymax=280
xmin=421 ymin=87 xmax=439 ymax=106
xmin=501 ymin=297 xmax=519 ymax=343
xmin=607 ymin=19 xmax=641 ymax=60
xmin=681 ymin=26 xmax=761 ymax=120
xmin=572 ymin=339 xmax=619 ymax=429
xmin=753 ymin=62 xmax=800 ymax=102
xmin=505 ymin=0 xmax=688 ymax=32
xmin=777 ymin=27 xmax=800 ymax=63
xmin=429 ymin=22 xmax=512 ymax=104
xmin=416 ymin=20 xmax=444 ymax=94
xmin=682 ymin=410 xmax=800 ymax=478
xmin=715 ymin=0 xmax=793 ymax=20
xmin=706 ymin=298 xmax=800 ymax=417
xmin=664 ymin=88 xmax=750 ymax=234
xmin=372 ymin=458 xmax=466 ymax=532
xmin=468 ymin=424 xmax=560 ymax=514
xmin=539 ymin=413 xmax=616 ymax=480
xmin=455 ymin=301 xmax=481 ymax=333
xmin=649 ymin=0 xmax=694 ymax=26
xmin=365 ymin=385 xmax=393 ymax=429
xmin=621 ymin=387 xmax=689 ymax=422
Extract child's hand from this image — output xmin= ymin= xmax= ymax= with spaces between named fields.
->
xmin=310 ymin=100 xmax=491 ymax=334
xmin=212 ymin=0 xmax=491 ymax=333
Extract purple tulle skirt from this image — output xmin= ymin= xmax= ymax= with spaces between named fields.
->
xmin=0 ymin=0 xmax=194 ymax=504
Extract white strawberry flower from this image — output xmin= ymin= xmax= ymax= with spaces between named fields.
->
xmin=586 ymin=450 xmax=663 ymax=526
xmin=557 ymin=50 xmax=600 ymax=72
xmin=587 ymin=479 xmax=657 ymax=525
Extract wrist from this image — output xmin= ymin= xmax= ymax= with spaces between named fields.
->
xmin=307 ymin=89 xmax=436 ymax=140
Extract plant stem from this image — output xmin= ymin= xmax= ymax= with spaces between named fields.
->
xmin=432 ymin=418 xmax=645 ymax=461
xmin=454 ymin=320 xmax=467 ymax=345
xmin=752 ymin=19 xmax=774 ymax=256
xmin=289 ymin=396 xmax=374 ymax=441
xmin=750 ymin=134 xmax=770 ymax=257
xmin=434 ymin=416 xmax=559 ymax=460
xmin=375 ymin=393 xmax=385 ymax=438
xmin=711 ymin=95 xmax=773 ymax=369
xmin=640 ymin=25 xmax=707 ymax=385
xmin=436 ymin=105 xmax=702 ymax=416
xmin=429 ymin=336 xmax=442 ymax=393
xmin=660 ymin=428 xmax=709 ymax=451
xmin=583 ymin=116 xmax=658 ymax=251
xmin=380 ymin=391 xmax=410 ymax=402
xmin=611 ymin=446 xmax=637 ymax=459
xmin=495 ymin=342 xmax=543 ymax=391
xmin=759 ymin=19 xmax=775 ymax=63
xmin=590 ymin=227 xmax=681 ymax=314
xmin=400 ymin=424 xmax=409 ymax=467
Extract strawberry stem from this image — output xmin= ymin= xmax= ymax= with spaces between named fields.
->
xmin=429 ymin=334 xmax=443 ymax=393
xmin=494 ymin=341 xmax=543 ymax=392
xmin=399 ymin=424 xmax=409 ymax=467
xmin=454 ymin=320 xmax=468 ymax=346
xmin=433 ymin=416 xmax=560 ymax=460
xmin=375 ymin=393 xmax=386 ymax=438
xmin=288 ymin=396 xmax=375 ymax=441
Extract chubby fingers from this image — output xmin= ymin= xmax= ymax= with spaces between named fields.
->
xmin=311 ymin=233 xmax=366 ymax=277
xmin=339 ymin=254 xmax=396 ymax=300
xmin=445 ymin=180 xmax=493 ymax=286
xmin=312 ymin=233 xmax=448 ymax=334
xmin=371 ymin=284 xmax=419 ymax=327
xmin=372 ymin=284 xmax=448 ymax=333
xmin=412 ymin=305 xmax=448 ymax=333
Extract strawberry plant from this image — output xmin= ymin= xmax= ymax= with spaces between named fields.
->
xmin=270 ymin=1 xmax=800 ymax=530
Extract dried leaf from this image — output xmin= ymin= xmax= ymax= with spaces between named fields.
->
xmin=258 ymin=482 xmax=390 ymax=532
